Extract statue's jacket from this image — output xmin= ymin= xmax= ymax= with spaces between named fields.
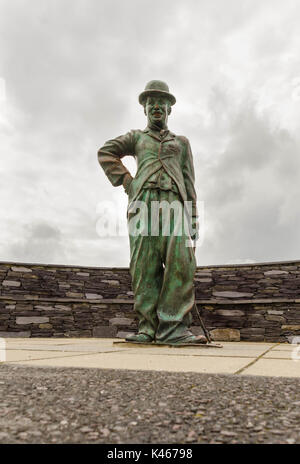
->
xmin=98 ymin=128 xmax=197 ymax=218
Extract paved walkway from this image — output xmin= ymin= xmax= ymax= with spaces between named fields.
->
xmin=1 ymin=338 xmax=300 ymax=377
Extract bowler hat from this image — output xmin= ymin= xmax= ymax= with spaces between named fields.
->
xmin=139 ymin=80 xmax=176 ymax=106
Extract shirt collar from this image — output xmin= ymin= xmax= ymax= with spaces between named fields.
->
xmin=143 ymin=127 xmax=175 ymax=141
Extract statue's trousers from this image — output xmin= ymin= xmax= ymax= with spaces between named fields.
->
xmin=128 ymin=188 xmax=196 ymax=343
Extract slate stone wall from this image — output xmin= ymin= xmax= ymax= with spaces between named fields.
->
xmin=0 ymin=260 xmax=299 ymax=342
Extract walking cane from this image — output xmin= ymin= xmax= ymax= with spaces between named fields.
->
xmin=193 ymin=239 xmax=212 ymax=344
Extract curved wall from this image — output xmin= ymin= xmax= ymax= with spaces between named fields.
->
xmin=0 ymin=260 xmax=299 ymax=342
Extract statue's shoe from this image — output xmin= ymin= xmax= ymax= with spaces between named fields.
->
xmin=125 ymin=333 xmax=153 ymax=343
xmin=181 ymin=334 xmax=207 ymax=344
xmin=157 ymin=334 xmax=207 ymax=345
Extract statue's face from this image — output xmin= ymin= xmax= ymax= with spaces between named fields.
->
xmin=145 ymin=96 xmax=171 ymax=127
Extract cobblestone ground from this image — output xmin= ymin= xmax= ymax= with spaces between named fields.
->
xmin=0 ymin=365 xmax=299 ymax=444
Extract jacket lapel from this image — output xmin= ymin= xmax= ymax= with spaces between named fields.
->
xmin=162 ymin=131 xmax=176 ymax=143
xmin=143 ymin=128 xmax=176 ymax=143
xmin=143 ymin=128 xmax=161 ymax=142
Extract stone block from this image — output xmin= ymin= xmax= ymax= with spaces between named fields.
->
xmin=281 ymin=325 xmax=300 ymax=331
xmin=241 ymin=334 xmax=265 ymax=341
xmin=2 ymin=280 xmax=21 ymax=287
xmin=109 ymin=317 xmax=133 ymax=326
xmin=66 ymin=292 xmax=84 ymax=298
xmin=247 ymin=314 xmax=264 ymax=320
xmin=65 ymin=330 xmax=92 ymax=337
xmin=16 ymin=316 xmax=49 ymax=325
xmin=34 ymin=305 xmax=55 ymax=311
xmin=93 ymin=326 xmax=117 ymax=337
xmin=101 ymin=280 xmax=120 ymax=286
xmin=265 ymin=315 xmax=285 ymax=323
xmin=117 ymin=331 xmax=134 ymax=339
xmin=215 ymin=309 xmax=245 ymax=317
xmin=11 ymin=266 xmax=32 ymax=273
xmin=0 ymin=331 xmax=30 ymax=338
xmin=212 ymin=291 xmax=253 ymax=298
xmin=16 ymin=304 xmax=33 ymax=310
xmin=85 ymin=293 xmax=103 ymax=299
xmin=240 ymin=328 xmax=265 ymax=335
xmin=264 ymin=270 xmax=288 ymax=275
xmin=90 ymin=304 xmax=108 ymax=309
xmin=210 ymin=328 xmax=240 ymax=342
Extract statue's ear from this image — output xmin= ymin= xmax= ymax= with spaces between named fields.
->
xmin=168 ymin=106 xmax=172 ymax=116
xmin=144 ymin=106 xmax=147 ymax=116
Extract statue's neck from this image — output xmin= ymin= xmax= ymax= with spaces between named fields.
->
xmin=147 ymin=121 xmax=168 ymax=132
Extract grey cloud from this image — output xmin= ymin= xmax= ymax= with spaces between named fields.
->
xmin=195 ymin=90 xmax=300 ymax=265
xmin=1 ymin=0 xmax=299 ymax=266
xmin=7 ymin=221 xmax=66 ymax=264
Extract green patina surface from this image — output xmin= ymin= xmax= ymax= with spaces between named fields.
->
xmin=98 ymin=80 xmax=203 ymax=344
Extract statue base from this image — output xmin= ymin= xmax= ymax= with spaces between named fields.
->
xmin=113 ymin=340 xmax=223 ymax=348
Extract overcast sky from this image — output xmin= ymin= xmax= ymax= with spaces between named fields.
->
xmin=0 ymin=0 xmax=299 ymax=267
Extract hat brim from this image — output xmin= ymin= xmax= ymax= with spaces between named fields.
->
xmin=139 ymin=89 xmax=176 ymax=106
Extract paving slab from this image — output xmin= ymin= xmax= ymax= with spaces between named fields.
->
xmin=113 ymin=344 xmax=273 ymax=358
xmin=5 ymin=338 xmax=76 ymax=344
xmin=4 ymin=349 xmax=98 ymax=363
xmin=241 ymin=359 xmax=300 ymax=377
xmin=1 ymin=338 xmax=299 ymax=378
xmin=272 ymin=344 xmax=298 ymax=351
xmin=5 ymin=338 xmax=116 ymax=345
xmin=8 ymin=351 xmax=255 ymax=373
xmin=263 ymin=350 xmax=296 ymax=359
xmin=4 ymin=343 xmax=129 ymax=353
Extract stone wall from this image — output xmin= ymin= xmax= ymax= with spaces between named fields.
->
xmin=0 ymin=260 xmax=299 ymax=342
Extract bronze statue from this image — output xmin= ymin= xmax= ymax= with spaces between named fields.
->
xmin=98 ymin=80 xmax=206 ymax=345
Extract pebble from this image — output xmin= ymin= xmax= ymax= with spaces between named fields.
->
xmin=80 ymin=426 xmax=93 ymax=433
xmin=221 ymin=431 xmax=237 ymax=437
xmin=186 ymin=430 xmax=197 ymax=442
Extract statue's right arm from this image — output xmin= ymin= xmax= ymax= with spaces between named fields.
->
xmin=97 ymin=131 xmax=135 ymax=193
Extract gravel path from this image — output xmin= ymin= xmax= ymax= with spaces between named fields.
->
xmin=0 ymin=364 xmax=299 ymax=444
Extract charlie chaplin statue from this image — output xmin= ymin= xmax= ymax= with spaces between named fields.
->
xmin=98 ymin=80 xmax=206 ymax=345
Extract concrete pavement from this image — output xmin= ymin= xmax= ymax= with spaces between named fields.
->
xmin=1 ymin=338 xmax=300 ymax=377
